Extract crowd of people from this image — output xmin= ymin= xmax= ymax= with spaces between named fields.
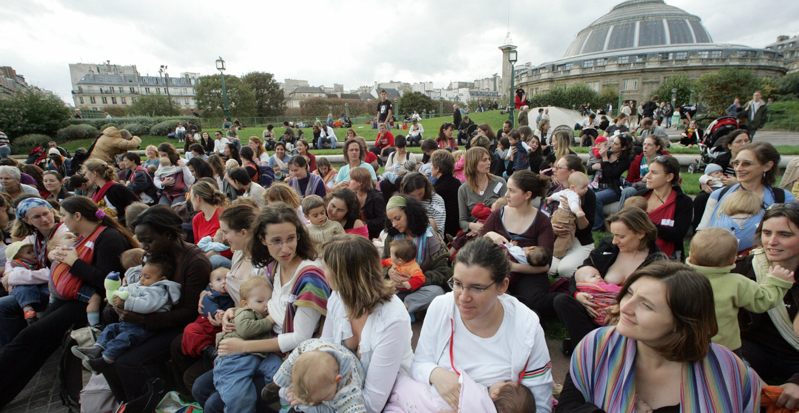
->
xmin=0 ymin=92 xmax=796 ymax=413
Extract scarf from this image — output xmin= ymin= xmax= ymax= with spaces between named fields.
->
xmin=49 ymin=225 xmax=106 ymax=300
xmin=10 ymin=257 xmax=39 ymax=271
xmin=752 ymin=248 xmax=799 ymax=352
xmin=645 ymin=189 xmax=677 ymax=257
xmin=395 ymin=226 xmax=434 ymax=264
xmin=289 ymin=173 xmax=323 ymax=198
xmin=91 ymin=180 xmax=115 ymax=204
xmin=571 ymin=326 xmax=761 ymax=413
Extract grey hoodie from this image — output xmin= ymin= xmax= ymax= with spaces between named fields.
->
xmin=118 ymin=279 xmax=182 ymax=314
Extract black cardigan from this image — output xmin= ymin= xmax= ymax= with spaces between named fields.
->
xmin=597 ymin=156 xmax=632 ymax=195
xmin=569 ymin=237 xmax=666 ymax=296
xmin=70 ymin=227 xmax=132 ymax=290
xmin=634 ymin=187 xmax=693 ymax=259
xmin=102 ymin=183 xmax=140 ymax=226
xmin=433 ymin=173 xmax=462 ymax=238
xmin=361 ymin=189 xmax=386 ymax=239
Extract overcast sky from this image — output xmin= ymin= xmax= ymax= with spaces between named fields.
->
xmin=4 ymin=0 xmax=799 ymax=104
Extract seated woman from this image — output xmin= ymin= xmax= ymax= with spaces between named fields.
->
xmin=349 ymin=166 xmax=386 ymax=240
xmin=382 ymin=195 xmax=450 ymax=315
xmin=118 ymin=152 xmax=157 ymax=206
xmin=618 ymin=135 xmax=669 ymax=208
xmin=42 ymin=171 xmax=72 ymax=204
xmin=399 ymin=172 xmax=446 ymax=237
xmin=287 ymin=155 xmax=326 ymax=200
xmin=268 ymin=143 xmax=290 ymax=178
xmin=398 ymin=237 xmax=553 ymax=413
xmin=190 ymin=181 xmax=233 ymax=269
xmin=592 ymin=133 xmax=634 ymax=230
xmin=544 ymin=155 xmax=596 ymax=279
xmin=457 ymin=147 xmax=507 ymax=238
xmin=543 ymin=130 xmax=576 ymax=170
xmin=480 ymin=170 xmax=556 ymax=321
xmin=554 ymin=208 xmax=667 ymax=354
xmin=335 ymin=138 xmax=377 ymax=185
xmin=697 ymin=142 xmax=796 ymax=253
xmin=326 ymin=187 xmax=368 ymax=238
xmin=312 ymin=157 xmax=337 ymax=193
xmin=227 ymin=167 xmax=266 ymax=208
xmin=82 ymin=159 xmax=139 ymax=226
xmin=156 ymin=143 xmax=196 ymax=205
xmin=192 ymin=203 xmax=331 ymax=413
xmin=557 ymin=261 xmax=762 ymax=412
xmin=692 ymin=130 xmax=750 ymax=230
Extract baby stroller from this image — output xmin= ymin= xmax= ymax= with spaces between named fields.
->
xmin=687 ymin=116 xmax=739 ymax=174
xmin=25 ymin=146 xmax=48 ymax=169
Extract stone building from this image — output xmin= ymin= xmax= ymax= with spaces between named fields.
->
xmin=515 ymin=0 xmax=787 ymax=105
xmin=0 ymin=67 xmax=30 ymax=97
xmin=765 ymin=35 xmax=799 ymax=74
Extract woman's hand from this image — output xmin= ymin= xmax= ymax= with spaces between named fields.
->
xmin=56 ymin=247 xmax=79 ymax=266
xmin=576 ymin=292 xmax=600 ymax=319
xmin=559 ymin=195 xmax=571 ymax=211
xmin=114 ymin=306 xmax=145 ymax=324
xmin=551 ymin=223 xmax=570 ymax=237
xmin=162 ymin=177 xmax=175 ymax=187
xmin=388 ymin=267 xmax=410 ymax=285
xmin=430 ymin=367 xmax=461 ymax=412
xmin=468 ymin=222 xmax=484 ymax=233
xmin=217 ymin=337 xmax=247 ymax=355
xmin=333 ymin=180 xmax=350 ymax=191
xmin=198 ymin=290 xmax=212 ymax=313
xmin=721 ymin=174 xmax=738 ymax=186
xmin=777 ymin=383 xmax=799 ymax=410
xmin=177 ymin=159 xmax=186 ymax=168
xmin=482 ymin=231 xmax=509 ymax=245
xmin=700 ymin=183 xmax=714 ymax=194
xmin=221 ymin=308 xmax=237 ymax=333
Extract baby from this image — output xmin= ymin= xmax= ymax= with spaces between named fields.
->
xmin=181 ymin=267 xmax=235 ymax=358
xmin=272 ymin=339 xmax=365 ymax=413
xmin=621 ymin=196 xmax=649 ymax=212
xmin=588 ymin=136 xmax=608 ymax=189
xmin=505 ymin=245 xmax=552 ymax=269
xmin=155 ymin=156 xmax=187 ymax=203
xmin=46 ymin=232 xmax=103 ymax=327
xmin=720 ymin=188 xmax=761 ymax=226
xmin=302 ymin=195 xmax=344 ymax=251
xmin=490 ymin=381 xmax=538 ymax=413
xmin=214 ymin=276 xmax=276 ymax=412
xmin=575 ymin=268 xmax=622 ymax=326
xmin=120 ymin=248 xmax=144 ymax=284
xmin=71 ymin=255 xmax=181 ymax=374
xmin=547 ymin=172 xmax=589 ymax=259
xmin=6 ymin=241 xmax=48 ymax=324
xmin=381 ymin=238 xmax=425 ymax=301
xmin=699 ymin=163 xmax=725 ymax=191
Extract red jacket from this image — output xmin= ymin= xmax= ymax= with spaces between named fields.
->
xmin=626 ymin=150 xmax=670 ymax=183
xmin=375 ymin=131 xmax=395 ymax=149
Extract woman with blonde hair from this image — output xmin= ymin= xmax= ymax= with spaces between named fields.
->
xmin=544 ymin=130 xmax=576 ymax=169
xmin=265 ymin=182 xmax=307 ymax=224
xmin=144 ymin=145 xmax=160 ymax=168
xmin=82 ymin=159 xmax=138 ymax=225
xmin=247 ymin=137 xmax=270 ymax=166
xmin=457 ymin=147 xmax=507 ymax=236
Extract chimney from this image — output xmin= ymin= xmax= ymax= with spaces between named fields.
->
xmin=778 ymin=35 xmax=790 ymax=42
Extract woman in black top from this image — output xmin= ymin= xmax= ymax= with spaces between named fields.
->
xmin=430 ymin=149 xmax=461 ymax=238
xmin=199 ymin=131 xmax=215 ymax=154
xmin=591 ymin=134 xmax=634 ymax=230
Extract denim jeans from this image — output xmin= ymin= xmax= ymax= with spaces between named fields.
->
xmin=193 ymin=353 xmax=282 ymax=413
xmin=95 ymin=322 xmax=154 ymax=359
xmin=318 ymin=138 xmax=336 ymax=149
xmin=10 ymin=284 xmax=49 ymax=308
xmin=618 ymin=186 xmax=638 ymax=209
xmin=594 ymin=188 xmax=621 ymax=230
xmin=209 ymin=255 xmax=232 ymax=270
xmin=213 ymin=353 xmax=262 ymax=413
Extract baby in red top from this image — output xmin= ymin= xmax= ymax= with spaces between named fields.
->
xmin=381 ymin=238 xmax=425 ymax=301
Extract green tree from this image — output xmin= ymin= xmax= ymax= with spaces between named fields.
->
xmin=242 ymin=72 xmax=285 ymax=117
xmin=565 ymin=83 xmax=598 ymax=110
xmin=774 ymin=72 xmax=799 ymax=100
xmin=593 ymin=87 xmax=619 ymax=113
xmin=653 ymin=74 xmax=695 ymax=108
xmin=0 ymin=89 xmax=72 ymax=139
xmin=696 ymin=68 xmax=762 ymax=116
xmin=398 ymin=92 xmax=435 ymax=115
xmin=194 ymin=74 xmax=257 ymax=119
xmin=128 ymin=94 xmax=181 ymax=117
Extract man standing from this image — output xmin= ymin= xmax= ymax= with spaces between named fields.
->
xmin=376 ymin=89 xmax=393 ymax=125
xmin=663 ymin=101 xmax=674 ymax=128
xmin=452 ymin=104 xmax=463 ymax=134
xmin=642 ymin=95 xmax=659 ymax=119
xmin=725 ymin=98 xmax=741 ymax=117
xmin=517 ymin=106 xmax=530 ymax=127
xmin=535 ymin=108 xmax=544 ymax=127
xmin=744 ymin=91 xmax=767 ymax=140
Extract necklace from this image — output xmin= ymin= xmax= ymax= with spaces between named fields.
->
xmin=478 ymin=178 xmax=489 ymax=196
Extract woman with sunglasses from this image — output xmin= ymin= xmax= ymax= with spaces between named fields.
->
xmin=735 ymin=205 xmax=799 ymax=410
xmin=697 ymin=142 xmax=795 ymax=253
xmin=406 ymin=237 xmax=553 ymax=412
xmin=628 ymin=155 xmax=693 ymax=260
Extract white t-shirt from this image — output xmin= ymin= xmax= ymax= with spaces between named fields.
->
xmin=556 ymin=189 xmax=582 ymax=212
xmin=259 ymin=152 xmax=270 ymax=165
xmin=582 ymin=118 xmax=599 ymax=129
xmin=435 ymin=299 xmax=513 ymax=389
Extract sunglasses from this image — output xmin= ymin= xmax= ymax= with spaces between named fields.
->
xmin=767 ymin=203 xmax=799 ymax=211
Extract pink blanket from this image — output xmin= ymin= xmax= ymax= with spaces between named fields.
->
xmin=384 ymin=371 xmax=497 ymax=413
xmin=576 ymin=281 xmax=622 ymax=326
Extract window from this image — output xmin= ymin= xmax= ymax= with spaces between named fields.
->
xmin=622 ymin=79 xmax=639 ymax=90
xmin=99 ymin=87 xmax=104 ymax=94
xmin=102 ymin=97 xmax=108 ymax=104
xmin=589 ymin=82 xmax=600 ymax=92
xmin=109 ymin=87 xmax=115 ymax=93
xmin=79 ymin=97 xmax=84 ymax=104
xmin=711 ymin=50 xmax=722 ymax=59
xmin=184 ymin=98 xmax=189 ymax=104
xmin=78 ymin=86 xmax=83 ymax=93
xmin=121 ymin=97 xmax=126 ymax=104
xmin=635 ymin=55 xmax=645 ymax=63
xmin=90 ymin=96 xmax=96 ymax=104
xmin=130 ymin=87 xmax=135 ymax=94
xmin=583 ymin=60 xmax=594 ymax=68
xmin=145 ymin=87 xmax=150 ymax=94
xmin=618 ymin=56 xmax=629 ymax=64
xmin=675 ymin=52 xmax=688 ymax=60
xmin=596 ymin=58 xmax=607 ymax=66
xmin=183 ymin=88 xmax=188 ymax=94
xmin=698 ymin=51 xmax=709 ymax=59
xmin=143 ymin=78 xmax=147 ymax=84
xmin=156 ymin=88 xmax=161 ymax=94
xmin=111 ymin=97 xmax=117 ymax=104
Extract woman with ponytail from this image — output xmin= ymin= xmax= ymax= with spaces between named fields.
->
xmin=189 ymin=181 xmax=232 ymax=269
xmin=82 ymin=158 xmax=139 ymax=226
xmin=0 ymin=196 xmax=138 ymax=408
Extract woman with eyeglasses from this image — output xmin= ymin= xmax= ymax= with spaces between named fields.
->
xmin=383 ymin=195 xmax=450 ymax=318
xmin=406 ymin=237 xmax=553 ymax=412
xmin=735 ymin=205 xmax=799 ymax=410
xmin=592 ymin=133 xmax=634 ymax=230
xmin=436 ymin=122 xmax=457 ymax=151
xmin=192 ymin=203 xmax=330 ymax=413
xmin=698 ymin=142 xmax=795 ymax=253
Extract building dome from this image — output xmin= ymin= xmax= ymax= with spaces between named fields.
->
xmin=564 ymin=0 xmax=713 ymax=58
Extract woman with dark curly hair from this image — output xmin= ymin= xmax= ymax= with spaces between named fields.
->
xmin=326 ymin=187 xmax=368 ymax=238
xmin=187 ymin=157 xmax=215 ymax=182
xmin=382 ymin=195 xmax=451 ymax=316
xmin=192 ymin=203 xmax=330 ymax=413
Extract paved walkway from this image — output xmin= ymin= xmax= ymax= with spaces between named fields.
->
xmin=1 ymin=351 xmax=69 ymax=413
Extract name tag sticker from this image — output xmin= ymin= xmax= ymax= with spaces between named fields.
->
xmin=660 ymin=219 xmax=675 ymax=227
xmin=494 ymin=183 xmax=502 ymax=194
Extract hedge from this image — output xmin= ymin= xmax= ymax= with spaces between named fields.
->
xmin=150 ymin=120 xmax=183 ymax=136
xmin=56 ymin=124 xmax=100 ymax=142
xmin=13 ymin=134 xmax=52 ymax=155
xmin=69 ymin=116 xmax=202 ymax=131
xmin=121 ymin=123 xmax=150 ymax=136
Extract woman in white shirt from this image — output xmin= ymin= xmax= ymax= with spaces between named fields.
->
xmin=248 ymin=137 xmax=270 ymax=166
xmin=192 ymin=203 xmax=331 ymax=412
xmin=398 ymin=237 xmax=554 ymax=412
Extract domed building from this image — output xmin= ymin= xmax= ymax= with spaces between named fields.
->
xmin=515 ymin=0 xmax=786 ymax=106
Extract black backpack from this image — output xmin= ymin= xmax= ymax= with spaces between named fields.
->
xmin=717 ymin=185 xmax=786 ymax=208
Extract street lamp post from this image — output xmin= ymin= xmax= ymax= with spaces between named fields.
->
xmin=439 ymin=96 xmax=444 ymax=118
xmin=215 ymin=57 xmax=230 ymax=121
xmin=159 ymin=65 xmax=171 ymax=102
xmin=344 ymin=103 xmax=349 ymax=119
xmin=508 ymin=50 xmax=518 ymax=127
xmin=671 ymin=88 xmax=678 ymax=104
xmin=618 ymin=90 xmax=624 ymax=117
xmin=394 ymin=98 xmax=399 ymax=125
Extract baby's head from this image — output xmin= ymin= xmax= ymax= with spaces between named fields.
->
xmin=403 ymin=159 xmax=419 ymax=172
xmin=159 ymin=156 xmax=172 ymax=167
xmin=688 ymin=227 xmax=739 ymax=268
xmin=292 ymin=350 xmax=342 ymax=406
xmin=705 ymin=163 xmax=724 ymax=179
xmin=139 ymin=254 xmax=174 ymax=287
xmin=302 ymin=195 xmax=327 ymax=226
xmin=47 ymin=232 xmax=77 ymax=252
xmin=720 ymin=189 xmax=761 ymax=218
xmin=389 ymin=238 xmax=417 ymax=266
xmin=209 ymin=267 xmax=230 ymax=294
xmin=490 ymin=381 xmax=537 ymax=413
xmin=239 ymin=276 xmax=271 ymax=316
xmin=575 ymin=268 xmax=604 ymax=284
xmin=594 ymin=136 xmax=608 ymax=150
xmin=525 ymin=246 xmax=552 ymax=268
xmin=225 ymin=159 xmax=239 ymax=171
xmin=622 ymin=196 xmax=649 ymax=212
xmin=7 ymin=241 xmax=35 ymax=262
xmin=568 ymin=172 xmax=590 ymax=197
xmin=120 ymin=248 xmax=145 ymax=271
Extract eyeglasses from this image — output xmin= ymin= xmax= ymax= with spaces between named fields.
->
xmin=265 ymin=235 xmax=299 ymax=248
xmin=767 ymin=203 xmax=799 ymax=211
xmin=27 ymin=209 xmax=52 ymax=222
xmin=447 ymin=277 xmax=496 ymax=294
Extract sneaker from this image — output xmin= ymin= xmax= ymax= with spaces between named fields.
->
xmin=83 ymin=357 xmax=110 ymax=374
xmin=72 ymin=345 xmax=103 ymax=362
xmin=23 ymin=308 xmax=38 ymax=325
